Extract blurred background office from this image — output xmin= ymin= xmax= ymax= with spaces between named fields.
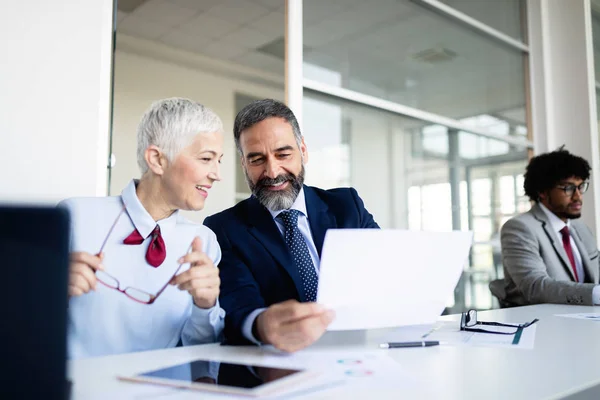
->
xmin=2 ymin=0 xmax=600 ymax=314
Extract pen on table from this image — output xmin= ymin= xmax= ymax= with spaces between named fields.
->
xmin=379 ymin=341 xmax=442 ymax=349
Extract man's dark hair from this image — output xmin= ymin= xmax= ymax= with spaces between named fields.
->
xmin=524 ymin=147 xmax=591 ymax=202
xmin=233 ymin=99 xmax=302 ymax=155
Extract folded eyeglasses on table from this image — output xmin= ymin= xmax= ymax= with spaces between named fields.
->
xmin=460 ymin=309 xmax=538 ymax=335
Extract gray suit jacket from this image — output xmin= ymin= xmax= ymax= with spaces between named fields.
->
xmin=492 ymin=203 xmax=599 ymax=306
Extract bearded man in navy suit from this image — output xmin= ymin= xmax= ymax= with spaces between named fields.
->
xmin=204 ymin=99 xmax=379 ymax=352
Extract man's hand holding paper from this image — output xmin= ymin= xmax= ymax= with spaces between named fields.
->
xmin=255 ymin=300 xmax=335 ymax=352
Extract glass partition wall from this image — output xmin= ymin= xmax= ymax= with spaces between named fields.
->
xmin=299 ymin=0 xmax=532 ymax=312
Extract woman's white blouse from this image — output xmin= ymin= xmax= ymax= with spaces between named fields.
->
xmin=64 ymin=180 xmax=224 ymax=359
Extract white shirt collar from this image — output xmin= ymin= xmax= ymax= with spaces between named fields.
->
xmin=120 ymin=179 xmax=179 ymax=238
xmin=538 ymin=202 xmax=571 ymax=234
xmin=268 ymin=187 xmax=308 ymax=220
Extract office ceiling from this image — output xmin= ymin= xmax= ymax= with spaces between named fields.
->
xmin=116 ymin=0 xmax=526 ymax=122
xmin=117 ymin=0 xmax=287 ymax=73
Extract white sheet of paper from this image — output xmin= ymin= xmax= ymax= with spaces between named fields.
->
xmin=317 ymin=229 xmax=473 ymax=331
xmin=555 ymin=312 xmax=600 ymax=321
xmin=255 ymin=347 xmax=431 ymax=395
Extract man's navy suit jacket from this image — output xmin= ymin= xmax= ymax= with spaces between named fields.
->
xmin=204 ymin=185 xmax=379 ymax=344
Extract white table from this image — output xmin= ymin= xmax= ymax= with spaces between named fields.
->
xmin=70 ymin=304 xmax=600 ymax=399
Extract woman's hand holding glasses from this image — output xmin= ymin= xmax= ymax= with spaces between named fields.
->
xmin=68 ymin=226 xmax=219 ymax=308
xmin=68 ymin=252 xmax=105 ymax=297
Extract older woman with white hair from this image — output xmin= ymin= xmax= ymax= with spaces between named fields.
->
xmin=63 ymin=98 xmax=225 ymax=359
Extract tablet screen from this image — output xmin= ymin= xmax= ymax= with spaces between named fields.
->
xmin=139 ymin=359 xmax=303 ymax=390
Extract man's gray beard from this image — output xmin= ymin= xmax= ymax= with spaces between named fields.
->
xmin=245 ymin=165 xmax=305 ymax=211
xmin=257 ymin=187 xmax=297 ymax=211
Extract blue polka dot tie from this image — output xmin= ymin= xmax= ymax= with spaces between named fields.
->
xmin=278 ymin=209 xmax=318 ymax=302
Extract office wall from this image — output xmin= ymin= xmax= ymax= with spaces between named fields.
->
xmin=0 ymin=0 xmax=113 ymax=203
xmin=111 ymin=36 xmax=284 ymax=222
xmin=528 ymin=0 xmax=600 ymax=240
xmin=348 ymin=109 xmax=392 ymax=229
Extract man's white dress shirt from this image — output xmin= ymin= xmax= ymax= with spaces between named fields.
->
xmin=64 ymin=180 xmax=225 ymax=359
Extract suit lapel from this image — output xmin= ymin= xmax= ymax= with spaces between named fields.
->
xmin=304 ymin=186 xmax=337 ymax=257
xmin=245 ymin=196 xmax=304 ymax=300
xmin=570 ymin=225 xmax=598 ymax=283
xmin=531 ymin=204 xmax=577 ymax=281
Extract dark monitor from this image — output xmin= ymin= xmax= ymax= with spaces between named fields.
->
xmin=0 ymin=206 xmax=70 ymax=400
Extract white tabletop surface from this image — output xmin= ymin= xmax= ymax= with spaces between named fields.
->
xmin=69 ymin=304 xmax=600 ymax=399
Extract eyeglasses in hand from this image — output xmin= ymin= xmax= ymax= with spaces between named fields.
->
xmin=460 ymin=309 xmax=538 ymax=335
xmin=95 ymin=205 xmax=186 ymax=305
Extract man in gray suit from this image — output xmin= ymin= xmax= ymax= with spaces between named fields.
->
xmin=490 ymin=148 xmax=600 ymax=306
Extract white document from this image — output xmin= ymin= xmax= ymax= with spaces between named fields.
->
xmin=255 ymin=348 xmax=430 ymax=395
xmin=555 ymin=312 xmax=600 ymax=321
xmin=420 ymin=321 xmax=537 ymax=349
xmin=317 ymin=229 xmax=473 ymax=331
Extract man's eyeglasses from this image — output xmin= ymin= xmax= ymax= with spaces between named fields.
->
xmin=555 ymin=182 xmax=589 ymax=197
xmin=460 ymin=309 xmax=538 ymax=335
xmin=95 ymin=205 xmax=186 ymax=305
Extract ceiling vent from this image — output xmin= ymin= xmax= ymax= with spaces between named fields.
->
xmin=117 ymin=0 xmax=149 ymax=13
xmin=410 ymin=47 xmax=457 ymax=64
xmin=256 ymin=37 xmax=286 ymax=59
xmin=257 ymin=37 xmax=312 ymax=59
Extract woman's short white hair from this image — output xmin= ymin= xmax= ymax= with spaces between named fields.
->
xmin=136 ymin=97 xmax=223 ymax=174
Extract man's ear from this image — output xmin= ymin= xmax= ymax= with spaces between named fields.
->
xmin=538 ymin=191 xmax=547 ymax=202
xmin=299 ymin=136 xmax=309 ymax=164
xmin=144 ymin=145 xmax=168 ymax=175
